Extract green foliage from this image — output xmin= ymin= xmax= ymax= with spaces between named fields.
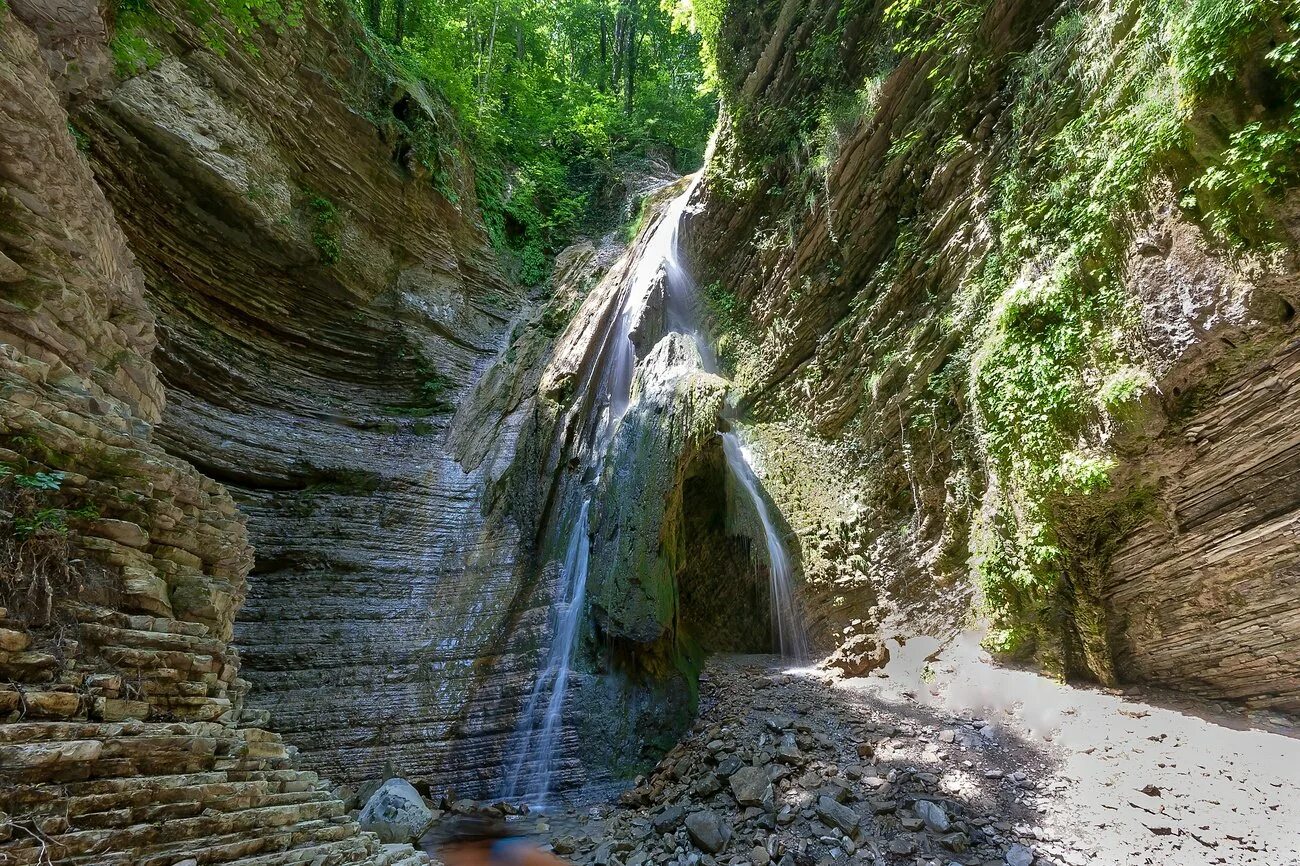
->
xmin=0 ymin=458 xmax=102 ymax=626
xmin=349 ymin=0 xmax=717 ymax=284
xmin=701 ymin=280 xmax=756 ymax=379
xmin=961 ymin=0 xmax=1300 ymax=658
xmin=5 ymin=468 xmax=65 ymax=493
xmin=67 ymin=122 xmax=92 ymax=153
xmin=620 ymin=195 xmax=650 ymax=244
xmin=111 ymin=0 xmax=164 ymax=77
xmin=307 ymin=194 xmax=342 ymax=264
xmin=184 ymin=0 xmax=304 ymax=55
xmin=702 ymin=280 xmax=743 ymax=331
xmin=1 ymin=463 xmax=95 ymax=544
xmin=667 ymin=0 xmax=725 ymax=90
xmin=1171 ymin=0 xmax=1270 ymax=90
xmin=110 ymin=0 xmax=303 ymax=75
xmin=384 ymin=368 xmax=455 ymax=416
xmin=1178 ymin=0 xmax=1300 ymax=241
xmin=883 ymin=0 xmax=985 ymax=58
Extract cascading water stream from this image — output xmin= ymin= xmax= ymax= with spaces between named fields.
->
xmin=502 ymin=180 xmax=699 ymax=806
xmin=500 ymin=498 xmax=591 ymax=805
xmin=721 ymin=432 xmax=810 ymax=662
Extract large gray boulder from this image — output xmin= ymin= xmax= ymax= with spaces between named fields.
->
xmin=685 ymin=809 xmax=731 ymax=853
xmin=729 ymin=765 xmax=773 ymax=807
xmin=358 ymin=778 xmax=434 ymax=843
xmin=816 ymin=795 xmax=860 ymax=837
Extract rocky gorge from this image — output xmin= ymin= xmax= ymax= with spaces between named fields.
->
xmin=1 ymin=0 xmax=1299 ymax=863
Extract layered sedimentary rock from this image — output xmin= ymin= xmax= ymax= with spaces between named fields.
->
xmin=1107 ymin=338 xmax=1300 ymax=710
xmin=0 ymin=2 xmax=425 ymax=860
xmin=685 ymin=0 xmax=1300 ymax=708
xmin=38 ymin=0 xmax=555 ymax=794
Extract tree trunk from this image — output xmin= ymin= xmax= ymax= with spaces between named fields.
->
xmin=624 ymin=0 xmax=638 ymax=114
xmin=599 ymin=12 xmax=608 ymax=92
xmin=479 ymin=0 xmax=501 ymax=110
xmin=394 ymin=0 xmax=407 ymax=44
xmin=364 ymin=0 xmax=380 ymax=30
xmin=612 ymin=8 xmax=625 ymax=90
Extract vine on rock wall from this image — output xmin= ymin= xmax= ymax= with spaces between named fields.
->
xmin=962 ymin=0 xmax=1299 ymax=673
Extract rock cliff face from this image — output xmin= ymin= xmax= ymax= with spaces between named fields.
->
xmin=64 ymin=0 xmax=529 ymax=790
xmin=685 ymin=0 xmax=1300 ymax=710
xmin=5 ymin=0 xmax=1300 ymax=855
xmin=0 ymin=0 xmax=435 ymax=860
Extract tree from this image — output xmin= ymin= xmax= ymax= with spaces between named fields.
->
xmin=347 ymin=0 xmax=717 ymax=282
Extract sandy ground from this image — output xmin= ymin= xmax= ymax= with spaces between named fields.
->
xmin=845 ymin=632 xmax=1300 ymax=866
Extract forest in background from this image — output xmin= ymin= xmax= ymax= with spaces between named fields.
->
xmin=349 ymin=0 xmax=718 ymax=282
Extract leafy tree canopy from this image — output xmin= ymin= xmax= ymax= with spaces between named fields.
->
xmin=357 ymin=0 xmax=718 ymax=282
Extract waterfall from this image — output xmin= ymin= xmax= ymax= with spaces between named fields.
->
xmin=721 ymin=432 xmax=809 ymax=661
xmin=502 ymin=179 xmax=699 ymax=806
xmin=501 ymin=498 xmax=591 ymax=806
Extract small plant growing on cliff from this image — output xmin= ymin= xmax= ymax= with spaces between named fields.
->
xmin=67 ymin=122 xmax=91 ymax=153
xmin=185 ymin=0 xmax=304 ymax=56
xmin=307 ymin=194 xmax=342 ymax=264
xmin=703 ymin=281 xmax=744 ymax=332
xmin=0 ymin=462 xmax=102 ymax=627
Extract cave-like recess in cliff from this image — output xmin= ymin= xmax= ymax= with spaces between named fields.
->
xmin=676 ymin=446 xmax=774 ymax=654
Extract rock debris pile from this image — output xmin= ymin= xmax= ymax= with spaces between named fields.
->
xmin=432 ymin=656 xmax=1098 ymax=866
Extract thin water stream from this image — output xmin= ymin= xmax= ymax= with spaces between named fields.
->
xmin=500 ymin=498 xmax=591 ymax=803
xmin=721 ymin=432 xmax=809 ymax=662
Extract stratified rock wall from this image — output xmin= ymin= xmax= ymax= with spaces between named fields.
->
xmin=686 ymin=0 xmax=1300 ymax=709
xmin=0 ymin=2 xmax=425 ymax=861
xmin=1107 ymin=339 xmax=1300 ymax=709
xmin=44 ymin=0 xmax=552 ymax=792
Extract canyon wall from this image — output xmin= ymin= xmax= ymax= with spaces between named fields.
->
xmin=0 ymin=0 xmax=743 ymax=820
xmin=685 ymin=0 xmax=1300 ymax=710
xmin=0 ymin=0 xmax=434 ymax=860
xmin=63 ymin=0 xmax=534 ymax=792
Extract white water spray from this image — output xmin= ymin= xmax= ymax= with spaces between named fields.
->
xmin=502 ymin=180 xmax=700 ymax=805
xmin=501 ymin=498 xmax=591 ymax=806
xmin=721 ymin=432 xmax=809 ymax=661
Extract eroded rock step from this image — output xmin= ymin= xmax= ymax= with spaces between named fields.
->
xmin=0 ymin=715 xmax=426 ymax=865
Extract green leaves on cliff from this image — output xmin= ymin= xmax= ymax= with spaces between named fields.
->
xmin=110 ymin=0 xmax=303 ymax=76
xmin=1182 ymin=0 xmax=1300 ymax=240
xmin=883 ymin=0 xmax=983 ymax=58
xmin=1 ymin=453 xmax=102 ymax=628
xmin=962 ymin=0 xmax=1300 ymax=667
xmin=307 ymin=194 xmax=342 ymax=264
xmin=111 ymin=0 xmax=164 ymax=76
xmin=702 ymin=0 xmax=1296 ymax=673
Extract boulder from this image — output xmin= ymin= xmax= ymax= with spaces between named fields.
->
xmin=684 ymin=809 xmax=730 ymax=853
xmin=914 ymin=799 xmax=950 ymax=833
xmin=358 ymin=778 xmax=434 ymax=843
xmin=651 ymin=804 xmax=684 ymax=833
xmin=729 ymin=765 xmax=773 ymax=807
xmin=826 ymin=634 xmax=890 ymax=677
xmin=693 ymin=773 xmax=723 ymax=797
xmin=1006 ymin=843 xmax=1035 ymax=866
xmin=816 ymin=795 xmax=860 ymax=836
